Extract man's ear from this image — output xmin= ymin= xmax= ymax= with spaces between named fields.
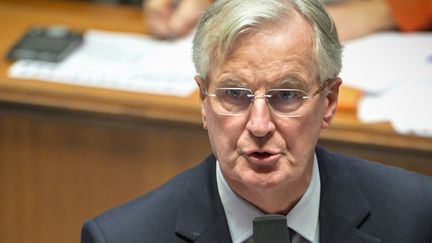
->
xmin=322 ymin=78 xmax=342 ymax=129
xmin=194 ymin=75 xmax=208 ymax=129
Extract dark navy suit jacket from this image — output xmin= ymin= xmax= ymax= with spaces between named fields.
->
xmin=81 ymin=147 xmax=432 ymax=242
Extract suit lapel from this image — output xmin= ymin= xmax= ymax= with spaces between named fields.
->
xmin=316 ymin=147 xmax=381 ymax=243
xmin=174 ymin=155 xmax=232 ymax=242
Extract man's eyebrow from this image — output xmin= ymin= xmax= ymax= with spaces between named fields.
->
xmin=272 ymin=77 xmax=307 ymax=90
xmin=216 ymin=79 xmax=247 ymax=88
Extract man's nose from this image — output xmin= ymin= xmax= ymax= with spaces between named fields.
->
xmin=245 ymin=97 xmax=276 ymax=138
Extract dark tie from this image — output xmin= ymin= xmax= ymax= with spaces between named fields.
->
xmin=253 ymin=214 xmax=291 ymax=243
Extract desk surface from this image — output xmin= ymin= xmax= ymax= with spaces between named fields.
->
xmin=1 ymin=0 xmax=432 ymax=153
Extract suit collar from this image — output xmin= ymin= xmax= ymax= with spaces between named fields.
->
xmin=316 ymin=147 xmax=381 ymax=243
xmin=174 ymin=155 xmax=232 ymax=242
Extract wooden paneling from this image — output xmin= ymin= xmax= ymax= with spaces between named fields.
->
xmin=0 ymin=103 xmax=211 ymax=243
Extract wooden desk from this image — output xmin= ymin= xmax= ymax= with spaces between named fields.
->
xmin=1 ymin=1 xmax=431 ymax=243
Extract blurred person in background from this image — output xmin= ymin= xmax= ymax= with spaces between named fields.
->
xmin=143 ymin=0 xmax=432 ymax=40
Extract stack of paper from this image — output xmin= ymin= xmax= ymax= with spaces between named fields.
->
xmin=339 ymin=32 xmax=432 ymax=137
xmin=358 ymin=80 xmax=432 ymax=136
xmin=8 ymin=30 xmax=197 ymax=97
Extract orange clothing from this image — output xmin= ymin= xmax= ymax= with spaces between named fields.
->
xmin=387 ymin=0 xmax=432 ymax=31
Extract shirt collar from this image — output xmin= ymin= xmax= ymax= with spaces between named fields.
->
xmin=216 ymin=154 xmax=321 ymax=243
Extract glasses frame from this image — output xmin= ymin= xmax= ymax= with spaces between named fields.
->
xmin=203 ymin=78 xmax=334 ymax=117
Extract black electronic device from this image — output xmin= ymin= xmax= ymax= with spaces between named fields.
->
xmin=7 ymin=25 xmax=83 ymax=63
xmin=253 ymin=214 xmax=291 ymax=243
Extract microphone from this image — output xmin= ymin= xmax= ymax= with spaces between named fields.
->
xmin=253 ymin=214 xmax=291 ymax=243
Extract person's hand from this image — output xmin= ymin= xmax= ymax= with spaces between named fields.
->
xmin=143 ymin=0 xmax=212 ymax=39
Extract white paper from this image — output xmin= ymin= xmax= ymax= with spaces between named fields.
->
xmin=340 ymin=32 xmax=432 ymax=94
xmin=342 ymin=32 xmax=432 ymax=137
xmin=359 ymin=80 xmax=432 ymax=137
xmin=8 ymin=30 xmax=197 ymax=97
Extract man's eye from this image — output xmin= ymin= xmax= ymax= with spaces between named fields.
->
xmin=277 ymin=90 xmax=298 ymax=101
xmin=226 ymin=89 xmax=243 ymax=98
xmin=215 ymin=88 xmax=251 ymax=104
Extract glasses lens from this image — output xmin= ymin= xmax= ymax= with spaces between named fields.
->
xmin=267 ymin=89 xmax=306 ymax=115
xmin=212 ymin=88 xmax=252 ymax=114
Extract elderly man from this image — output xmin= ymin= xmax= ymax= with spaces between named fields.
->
xmin=81 ymin=0 xmax=432 ymax=242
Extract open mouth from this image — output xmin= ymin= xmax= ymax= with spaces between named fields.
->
xmin=245 ymin=151 xmax=280 ymax=167
xmin=251 ymin=151 xmax=272 ymax=159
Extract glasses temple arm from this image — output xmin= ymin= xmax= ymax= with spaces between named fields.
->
xmin=310 ymin=78 xmax=334 ymax=97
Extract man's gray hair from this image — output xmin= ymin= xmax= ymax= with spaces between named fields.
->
xmin=192 ymin=0 xmax=342 ymax=85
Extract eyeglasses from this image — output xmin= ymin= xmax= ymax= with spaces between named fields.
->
xmin=204 ymin=79 xmax=333 ymax=117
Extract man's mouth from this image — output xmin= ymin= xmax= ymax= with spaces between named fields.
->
xmin=244 ymin=150 xmax=281 ymax=165
xmin=250 ymin=151 xmax=272 ymax=159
